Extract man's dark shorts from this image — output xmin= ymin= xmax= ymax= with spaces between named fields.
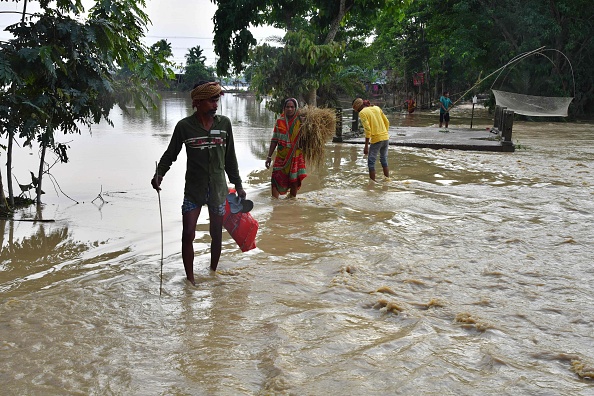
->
xmin=182 ymin=195 xmax=226 ymax=216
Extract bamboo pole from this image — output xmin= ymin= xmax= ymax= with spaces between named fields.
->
xmin=156 ymin=162 xmax=164 ymax=296
xmin=451 ymin=46 xmax=546 ymax=106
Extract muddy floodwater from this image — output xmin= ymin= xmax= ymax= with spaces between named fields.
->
xmin=1 ymin=93 xmax=593 ymax=395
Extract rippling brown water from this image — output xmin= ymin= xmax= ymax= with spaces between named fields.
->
xmin=1 ymin=93 xmax=593 ymax=395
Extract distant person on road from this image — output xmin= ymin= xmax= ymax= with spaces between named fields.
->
xmin=151 ymin=81 xmax=246 ymax=285
xmin=439 ymin=91 xmax=453 ymax=128
xmin=405 ymin=95 xmax=416 ymax=113
xmin=352 ymin=97 xmax=390 ymax=181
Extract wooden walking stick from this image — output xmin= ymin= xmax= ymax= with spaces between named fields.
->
xmin=156 ymin=162 xmax=164 ymax=296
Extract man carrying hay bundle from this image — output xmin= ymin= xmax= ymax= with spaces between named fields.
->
xmin=352 ymin=98 xmax=390 ymax=181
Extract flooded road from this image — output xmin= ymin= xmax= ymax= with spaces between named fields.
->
xmin=1 ymin=93 xmax=593 ymax=395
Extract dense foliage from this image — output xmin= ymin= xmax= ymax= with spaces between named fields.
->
xmin=212 ymin=0 xmax=404 ymax=109
xmin=369 ymin=0 xmax=592 ymax=114
xmin=248 ymin=31 xmax=343 ymax=111
xmin=211 ymin=0 xmax=593 ymax=116
xmin=178 ymin=46 xmax=216 ymax=91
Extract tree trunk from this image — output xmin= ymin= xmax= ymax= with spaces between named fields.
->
xmin=36 ymin=125 xmax=51 ymax=206
xmin=7 ymin=129 xmax=14 ymax=206
xmin=315 ymin=0 xmax=349 ymax=107
xmin=36 ymin=141 xmax=46 ymax=206
xmin=305 ymin=87 xmax=317 ymax=107
xmin=426 ymin=60 xmax=432 ymax=109
xmin=0 ymin=164 xmax=6 ymax=208
xmin=323 ymin=0 xmax=348 ymax=44
xmin=8 ymin=1 xmax=27 ymax=207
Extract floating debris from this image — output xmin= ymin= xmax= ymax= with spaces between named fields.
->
xmin=374 ymin=298 xmax=404 ymax=314
xmin=375 ymin=286 xmax=397 ymax=295
xmin=571 ymin=359 xmax=594 ymax=380
xmin=455 ymin=312 xmax=492 ymax=331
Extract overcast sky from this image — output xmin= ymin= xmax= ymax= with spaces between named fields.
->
xmin=143 ymin=0 xmax=284 ymax=69
xmin=0 ymin=0 xmax=284 ymax=69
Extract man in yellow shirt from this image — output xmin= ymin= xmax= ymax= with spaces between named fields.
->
xmin=352 ymin=98 xmax=390 ymax=181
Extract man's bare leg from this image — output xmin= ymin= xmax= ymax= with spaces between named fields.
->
xmin=383 ymin=166 xmax=390 ymax=178
xmin=209 ymin=209 xmax=224 ymax=271
xmin=369 ymin=169 xmax=376 ymax=181
xmin=182 ymin=207 xmax=201 ymax=285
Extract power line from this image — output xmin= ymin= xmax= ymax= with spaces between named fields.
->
xmin=144 ymin=34 xmax=276 ymax=40
xmin=145 ymin=35 xmax=214 ymax=40
xmin=170 ymin=46 xmax=213 ymax=50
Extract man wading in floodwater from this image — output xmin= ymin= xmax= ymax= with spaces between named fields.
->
xmin=352 ymin=97 xmax=390 ymax=181
xmin=151 ymin=81 xmax=246 ymax=285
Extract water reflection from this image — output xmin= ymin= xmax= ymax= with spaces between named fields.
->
xmin=120 ymin=93 xmax=191 ymax=134
xmin=0 ymin=220 xmax=90 ymax=293
xmin=222 ymin=92 xmax=277 ymax=126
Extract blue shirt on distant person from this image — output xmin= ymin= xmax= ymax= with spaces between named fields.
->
xmin=440 ymin=93 xmax=452 ymax=114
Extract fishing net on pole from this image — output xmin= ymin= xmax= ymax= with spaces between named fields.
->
xmin=491 ymin=90 xmax=574 ymax=117
xmin=490 ymin=47 xmax=575 ymax=117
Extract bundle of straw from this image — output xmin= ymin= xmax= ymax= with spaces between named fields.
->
xmin=297 ymin=105 xmax=336 ymax=170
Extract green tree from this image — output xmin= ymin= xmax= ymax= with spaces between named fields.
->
xmin=249 ymin=31 xmax=343 ymax=110
xmin=148 ymin=39 xmax=175 ymax=89
xmin=0 ymin=0 xmax=173 ymax=208
xmin=376 ymin=0 xmax=593 ymax=114
xmin=333 ymin=0 xmax=591 ymax=116
xmin=465 ymin=0 xmax=592 ymax=113
xmin=180 ymin=45 xmax=215 ymax=90
xmin=150 ymin=39 xmax=173 ymax=61
xmin=186 ymin=46 xmax=207 ymax=65
xmin=211 ymin=0 xmax=407 ymax=107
